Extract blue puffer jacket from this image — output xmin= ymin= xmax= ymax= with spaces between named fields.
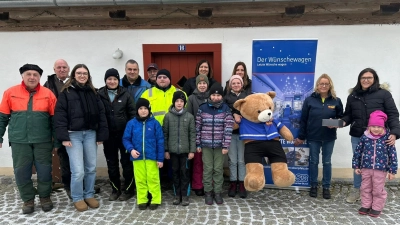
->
xmin=352 ymin=130 xmax=398 ymax=174
xmin=298 ymin=92 xmax=343 ymax=141
xmin=122 ymin=116 xmax=164 ymax=162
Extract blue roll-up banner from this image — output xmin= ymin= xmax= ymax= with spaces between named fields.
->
xmin=252 ymin=39 xmax=318 ymax=189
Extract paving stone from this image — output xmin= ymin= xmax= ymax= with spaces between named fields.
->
xmin=1 ymin=178 xmax=400 ymax=224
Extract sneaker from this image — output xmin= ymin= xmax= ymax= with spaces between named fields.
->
xmin=228 ymin=181 xmax=237 ymax=197
xmin=181 ymin=196 xmax=189 ymax=206
xmin=84 ymin=198 xmax=99 ymax=208
xmin=74 ymin=200 xmax=88 ymax=212
xmin=204 ymin=191 xmax=213 ymax=205
xmin=195 ymin=188 xmax=205 ymax=196
xmin=369 ymin=209 xmax=381 ymax=217
xmin=22 ymin=199 xmax=35 ymax=214
xmin=39 ymin=197 xmax=53 ymax=212
xmin=94 ymin=185 xmax=101 ymax=194
xmin=322 ymin=188 xmax=331 ymax=199
xmin=346 ymin=188 xmax=360 ymax=203
xmin=66 ymin=189 xmax=72 ymax=200
xmin=138 ymin=203 xmax=147 ymax=210
xmin=358 ymin=207 xmax=370 ymax=215
xmin=109 ymin=190 xmax=121 ymax=201
xmin=173 ymin=196 xmax=181 ymax=205
xmin=238 ymin=182 xmax=247 ymax=198
xmin=214 ymin=192 xmax=224 ymax=205
xmin=149 ymin=204 xmax=159 ymax=210
xmin=119 ymin=191 xmax=134 ymax=201
xmin=309 ymin=186 xmax=318 ymax=198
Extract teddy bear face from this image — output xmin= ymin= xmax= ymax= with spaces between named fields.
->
xmin=234 ymin=92 xmax=276 ymax=123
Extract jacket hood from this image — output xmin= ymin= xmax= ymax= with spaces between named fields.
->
xmin=168 ymin=105 xmax=187 ymax=116
xmin=348 ymin=82 xmax=391 ymax=94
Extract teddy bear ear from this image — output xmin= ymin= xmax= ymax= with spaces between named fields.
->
xmin=233 ymin=99 xmax=246 ymax=111
xmin=266 ymin=91 xmax=276 ymax=99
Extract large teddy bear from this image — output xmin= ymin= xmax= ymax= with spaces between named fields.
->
xmin=234 ymin=92 xmax=296 ymax=191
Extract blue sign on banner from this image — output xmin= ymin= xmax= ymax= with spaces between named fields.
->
xmin=252 ymin=39 xmax=318 ymax=188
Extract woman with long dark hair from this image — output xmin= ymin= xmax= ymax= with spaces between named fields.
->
xmin=54 ymin=64 xmax=108 ymax=212
xmin=341 ymin=68 xmax=400 ymax=203
xmin=183 ymin=59 xmax=216 ymax=96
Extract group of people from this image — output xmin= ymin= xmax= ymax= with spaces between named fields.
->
xmin=0 ymin=57 xmax=397 ymax=217
xmin=0 ymin=58 xmax=254 ymax=214
xmin=295 ymin=68 xmax=399 ymax=218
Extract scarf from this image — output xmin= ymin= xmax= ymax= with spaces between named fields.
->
xmin=207 ymin=97 xmax=223 ymax=109
xmin=107 ymin=88 xmax=118 ymax=102
xmin=72 ymin=80 xmax=100 ymax=130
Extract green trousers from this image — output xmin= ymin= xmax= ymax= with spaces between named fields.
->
xmin=11 ymin=142 xmax=53 ymax=202
xmin=133 ymin=160 xmax=161 ymax=205
xmin=202 ymin=147 xmax=224 ymax=193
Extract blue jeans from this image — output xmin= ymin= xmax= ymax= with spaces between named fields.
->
xmin=66 ymin=130 xmax=97 ymax=202
xmin=308 ymin=140 xmax=335 ymax=188
xmin=351 ymin=136 xmax=362 ymax=189
xmin=228 ymin=134 xmax=246 ymax=181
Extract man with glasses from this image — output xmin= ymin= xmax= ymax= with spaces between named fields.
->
xmin=147 ymin=63 xmax=158 ymax=87
xmin=120 ymin=59 xmax=151 ymax=104
xmin=0 ymin=64 xmax=58 ymax=214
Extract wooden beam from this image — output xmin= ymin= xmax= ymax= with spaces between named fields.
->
xmin=1 ymin=12 xmax=399 ymax=31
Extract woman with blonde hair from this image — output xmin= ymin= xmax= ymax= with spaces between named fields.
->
xmin=294 ymin=74 xmax=343 ymax=199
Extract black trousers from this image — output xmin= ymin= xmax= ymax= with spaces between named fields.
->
xmin=170 ymin=153 xmax=191 ymax=197
xmin=244 ymin=140 xmax=287 ymax=164
xmin=103 ymin=132 xmax=134 ymax=192
xmin=57 ymin=145 xmax=71 ymax=190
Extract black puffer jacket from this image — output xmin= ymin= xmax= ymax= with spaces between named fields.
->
xmin=342 ymin=86 xmax=400 ymax=138
xmin=55 ymin=86 xmax=109 ymax=142
xmin=98 ymin=86 xmax=136 ymax=132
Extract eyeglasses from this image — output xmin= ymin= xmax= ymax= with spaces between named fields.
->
xmin=157 ymin=75 xmax=169 ymax=80
xmin=361 ymin=77 xmax=374 ymax=81
xmin=318 ymin=83 xmax=330 ymax=87
xmin=76 ymin=72 xmax=88 ymax=77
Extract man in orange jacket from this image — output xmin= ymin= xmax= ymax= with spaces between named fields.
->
xmin=0 ymin=64 xmax=58 ymax=214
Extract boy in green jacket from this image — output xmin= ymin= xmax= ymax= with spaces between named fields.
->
xmin=163 ymin=91 xmax=196 ymax=206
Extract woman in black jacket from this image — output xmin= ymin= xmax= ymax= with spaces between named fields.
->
xmin=183 ymin=59 xmax=216 ymax=96
xmin=54 ymin=64 xmax=108 ymax=212
xmin=98 ymin=68 xmax=136 ymax=201
xmin=341 ymin=68 xmax=400 ymax=203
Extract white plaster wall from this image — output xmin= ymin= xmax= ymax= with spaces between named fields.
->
xmin=1 ymin=25 xmax=400 ymax=175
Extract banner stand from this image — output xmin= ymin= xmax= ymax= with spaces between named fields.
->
xmin=252 ymin=39 xmax=318 ymax=189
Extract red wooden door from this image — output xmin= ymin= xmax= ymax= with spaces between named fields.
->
xmin=153 ymin=53 xmax=213 ymax=88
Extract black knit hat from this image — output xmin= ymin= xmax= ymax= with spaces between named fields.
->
xmin=104 ymin=68 xmax=120 ymax=82
xmin=19 ymin=64 xmax=43 ymax=76
xmin=156 ymin=69 xmax=171 ymax=81
xmin=209 ymin=82 xmax=223 ymax=96
xmin=172 ymin=91 xmax=187 ymax=106
xmin=136 ymin=98 xmax=151 ymax=113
